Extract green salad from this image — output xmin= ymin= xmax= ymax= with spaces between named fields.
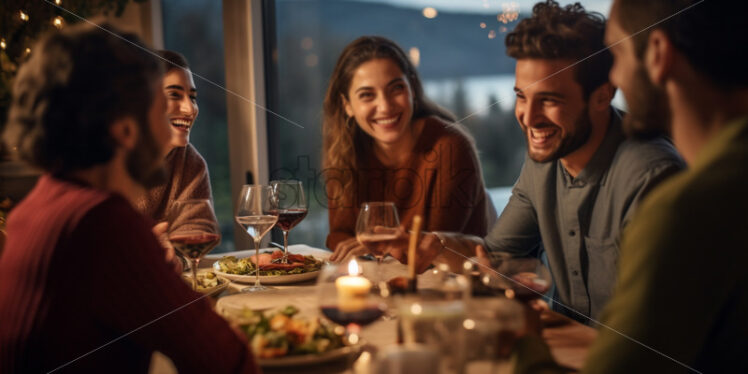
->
xmin=232 ymin=305 xmax=345 ymax=359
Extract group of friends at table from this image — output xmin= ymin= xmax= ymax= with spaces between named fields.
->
xmin=0 ymin=0 xmax=746 ymax=372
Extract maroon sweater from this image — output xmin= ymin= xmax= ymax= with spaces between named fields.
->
xmin=0 ymin=175 xmax=256 ymax=373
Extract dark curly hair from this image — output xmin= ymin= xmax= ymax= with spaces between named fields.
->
xmin=2 ymin=22 xmax=163 ymax=176
xmin=505 ymin=0 xmax=612 ymax=99
xmin=613 ymin=0 xmax=748 ymax=90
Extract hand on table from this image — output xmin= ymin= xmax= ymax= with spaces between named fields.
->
xmin=329 ymin=237 xmax=366 ymax=263
xmin=388 ymin=228 xmax=444 ymax=274
xmin=473 ymin=244 xmax=494 ymax=272
xmin=476 ymin=245 xmax=547 ymax=337
xmin=152 ymin=221 xmax=183 ymax=273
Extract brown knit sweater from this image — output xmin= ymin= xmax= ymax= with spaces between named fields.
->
xmin=326 ymin=116 xmax=491 ymax=250
xmin=134 ymin=143 xmax=217 ymax=230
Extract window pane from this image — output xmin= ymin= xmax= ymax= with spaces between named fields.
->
xmin=162 ymin=0 xmax=234 ymax=252
xmin=266 ymin=0 xmax=615 ymax=249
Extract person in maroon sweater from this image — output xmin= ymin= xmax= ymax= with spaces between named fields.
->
xmin=0 ymin=23 xmax=257 ymax=373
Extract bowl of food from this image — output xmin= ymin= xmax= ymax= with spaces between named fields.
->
xmin=182 ymin=270 xmax=230 ymax=295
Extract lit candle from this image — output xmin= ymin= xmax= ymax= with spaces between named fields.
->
xmin=335 ymin=260 xmax=372 ymax=312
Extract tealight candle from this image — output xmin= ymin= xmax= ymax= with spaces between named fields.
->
xmin=335 ymin=260 xmax=372 ymax=312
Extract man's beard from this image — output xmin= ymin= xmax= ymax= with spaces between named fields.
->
xmin=126 ymin=124 xmax=167 ymax=189
xmin=526 ymin=105 xmax=593 ymax=163
xmin=622 ymin=64 xmax=671 ymax=139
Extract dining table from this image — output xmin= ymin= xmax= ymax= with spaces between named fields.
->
xmin=149 ymin=245 xmax=597 ymax=374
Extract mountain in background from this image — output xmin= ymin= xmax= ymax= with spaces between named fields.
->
xmin=275 ymin=0 xmax=521 ymax=80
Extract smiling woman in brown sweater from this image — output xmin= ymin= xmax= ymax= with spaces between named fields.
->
xmin=133 ymin=51 xmax=217 ymax=254
xmin=323 ymin=36 xmax=491 ymax=262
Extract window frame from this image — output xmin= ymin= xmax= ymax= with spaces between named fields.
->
xmin=221 ymin=0 xmax=271 ymax=250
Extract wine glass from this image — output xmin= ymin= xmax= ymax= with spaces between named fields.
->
xmin=235 ymin=185 xmax=279 ymax=292
xmin=481 ymin=255 xmax=552 ymax=302
xmin=270 ymin=180 xmax=308 ymax=263
xmin=317 ymin=260 xmax=387 ymax=346
xmin=355 ymin=202 xmax=399 ymax=284
xmin=166 ymin=199 xmax=221 ymax=291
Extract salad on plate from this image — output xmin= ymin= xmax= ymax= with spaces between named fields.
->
xmin=214 ymin=250 xmax=324 ymax=277
xmin=230 ymin=305 xmax=347 ymax=359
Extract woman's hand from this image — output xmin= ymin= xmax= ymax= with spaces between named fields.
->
xmin=329 ymin=237 xmax=366 ymax=262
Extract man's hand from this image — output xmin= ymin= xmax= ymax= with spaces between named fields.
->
xmin=474 ymin=245 xmax=494 ymax=271
xmin=152 ymin=221 xmax=183 ymax=273
xmin=388 ymin=229 xmax=445 ymax=274
xmin=329 ymin=237 xmax=366 ymax=262
xmin=476 ymin=245 xmax=546 ymax=336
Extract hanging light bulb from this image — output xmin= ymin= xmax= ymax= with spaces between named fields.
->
xmin=0 ymin=39 xmax=6 ymax=50
xmin=55 ymin=0 xmax=62 ymax=5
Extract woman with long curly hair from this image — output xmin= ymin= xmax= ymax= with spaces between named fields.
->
xmin=324 ymin=36 xmax=492 ymax=264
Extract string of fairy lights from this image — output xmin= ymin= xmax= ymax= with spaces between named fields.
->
xmin=2 ymin=1 xmax=64 ymax=58
xmin=0 ymin=0 xmax=142 ymax=157
xmin=1 ymin=0 xmax=141 ymax=65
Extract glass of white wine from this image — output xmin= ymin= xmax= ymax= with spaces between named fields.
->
xmin=235 ymin=185 xmax=279 ymax=292
xmin=355 ymin=202 xmax=399 ymax=285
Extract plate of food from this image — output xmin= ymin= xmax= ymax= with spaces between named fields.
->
xmin=182 ymin=271 xmax=230 ymax=295
xmin=212 ymin=250 xmax=324 ymax=284
xmin=227 ymin=305 xmax=361 ymax=367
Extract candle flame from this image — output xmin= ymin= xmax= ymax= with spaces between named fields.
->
xmin=348 ymin=259 xmax=360 ymax=275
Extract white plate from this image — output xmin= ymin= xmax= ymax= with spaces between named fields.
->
xmin=215 ymin=288 xmax=318 ymax=317
xmin=182 ymin=272 xmax=231 ymax=295
xmin=211 ymin=251 xmax=325 ymax=285
xmin=258 ymin=344 xmax=362 ymax=367
xmin=213 ymin=268 xmax=321 ymax=284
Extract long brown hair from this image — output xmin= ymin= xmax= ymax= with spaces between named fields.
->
xmin=322 ymin=36 xmax=454 ymax=205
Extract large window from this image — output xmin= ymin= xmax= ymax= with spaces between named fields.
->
xmin=159 ymin=0 xmax=620 ymax=252
xmin=162 ymin=0 xmax=234 ymax=252
xmin=264 ymin=0 xmax=618 ymax=249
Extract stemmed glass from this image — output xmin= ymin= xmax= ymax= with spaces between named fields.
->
xmin=317 ymin=260 xmax=387 ymax=346
xmin=166 ymin=199 xmax=221 ymax=291
xmin=270 ymin=180 xmax=308 ymax=263
xmin=481 ymin=255 xmax=552 ymax=302
xmin=355 ymin=202 xmax=399 ymax=284
xmin=235 ymin=185 xmax=279 ymax=293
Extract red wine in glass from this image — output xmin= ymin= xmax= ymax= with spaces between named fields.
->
xmin=320 ymin=305 xmax=385 ymax=327
xmin=271 ymin=208 xmax=308 ymax=231
xmin=166 ymin=199 xmax=220 ymax=291
xmin=270 ymin=180 xmax=307 ymax=264
xmin=169 ymin=232 xmax=221 ymax=260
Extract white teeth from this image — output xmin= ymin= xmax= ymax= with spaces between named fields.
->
xmin=171 ymin=119 xmax=192 ymax=129
xmin=374 ymin=116 xmax=398 ymax=125
xmin=531 ymin=128 xmax=556 ymax=139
